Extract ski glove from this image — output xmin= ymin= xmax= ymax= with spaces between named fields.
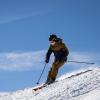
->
xmin=45 ymin=59 xmax=49 ymax=63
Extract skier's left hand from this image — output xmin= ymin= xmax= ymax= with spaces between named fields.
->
xmin=45 ymin=59 xmax=49 ymax=63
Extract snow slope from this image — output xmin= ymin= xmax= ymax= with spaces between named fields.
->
xmin=0 ymin=67 xmax=100 ymax=100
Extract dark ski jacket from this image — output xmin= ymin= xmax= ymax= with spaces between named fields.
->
xmin=46 ymin=38 xmax=69 ymax=62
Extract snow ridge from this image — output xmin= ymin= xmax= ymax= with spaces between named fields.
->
xmin=0 ymin=67 xmax=100 ymax=100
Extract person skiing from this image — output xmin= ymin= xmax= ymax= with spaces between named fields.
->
xmin=45 ymin=34 xmax=69 ymax=84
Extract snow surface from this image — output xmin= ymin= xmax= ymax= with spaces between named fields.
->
xmin=0 ymin=67 xmax=100 ymax=100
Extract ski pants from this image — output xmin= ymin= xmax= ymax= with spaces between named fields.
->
xmin=47 ymin=60 xmax=65 ymax=81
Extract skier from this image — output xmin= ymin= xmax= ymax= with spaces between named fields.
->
xmin=45 ymin=34 xmax=69 ymax=84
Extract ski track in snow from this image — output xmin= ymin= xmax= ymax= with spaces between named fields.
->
xmin=0 ymin=67 xmax=100 ymax=100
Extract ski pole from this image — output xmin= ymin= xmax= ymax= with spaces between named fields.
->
xmin=68 ymin=60 xmax=95 ymax=64
xmin=36 ymin=63 xmax=47 ymax=84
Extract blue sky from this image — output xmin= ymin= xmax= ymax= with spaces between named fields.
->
xmin=0 ymin=0 xmax=100 ymax=92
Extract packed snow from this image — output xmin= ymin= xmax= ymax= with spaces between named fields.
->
xmin=0 ymin=67 xmax=100 ymax=100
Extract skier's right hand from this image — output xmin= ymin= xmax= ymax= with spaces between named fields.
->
xmin=45 ymin=59 xmax=49 ymax=63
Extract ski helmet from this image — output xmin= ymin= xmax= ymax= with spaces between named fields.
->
xmin=49 ymin=34 xmax=57 ymax=41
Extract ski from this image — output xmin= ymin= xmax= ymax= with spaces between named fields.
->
xmin=32 ymin=81 xmax=57 ymax=92
xmin=32 ymin=84 xmax=47 ymax=91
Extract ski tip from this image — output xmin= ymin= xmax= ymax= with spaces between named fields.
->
xmin=32 ymin=84 xmax=47 ymax=92
xmin=32 ymin=88 xmax=38 ymax=91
